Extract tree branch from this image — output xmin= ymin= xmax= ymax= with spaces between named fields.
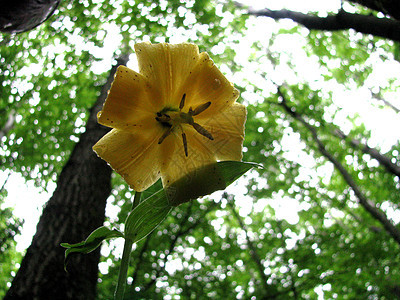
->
xmin=0 ymin=110 xmax=16 ymax=141
xmin=347 ymin=0 xmax=400 ymax=20
xmin=226 ymin=197 xmax=271 ymax=295
xmin=334 ymin=128 xmax=400 ymax=178
xmin=246 ymin=7 xmax=400 ymax=42
xmin=1 ymin=0 xmax=61 ymax=34
xmin=275 ymin=222 xmax=299 ymax=300
xmin=0 ymin=171 xmax=11 ymax=194
xmin=370 ymin=89 xmax=400 ymax=114
xmin=276 ymin=86 xmax=400 ymax=246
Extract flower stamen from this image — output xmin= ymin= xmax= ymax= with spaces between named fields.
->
xmin=156 ymin=94 xmax=214 ymax=156
xmin=192 ymin=122 xmax=214 ymax=140
xmin=181 ymin=132 xmax=188 ymax=157
xmin=190 ymin=101 xmax=211 ymax=116
xmin=179 ymin=93 xmax=186 ymax=110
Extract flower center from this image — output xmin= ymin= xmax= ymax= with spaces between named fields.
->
xmin=155 ymin=93 xmax=214 ymax=157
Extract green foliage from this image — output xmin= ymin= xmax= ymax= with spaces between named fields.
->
xmin=0 ymin=184 xmax=23 ymax=298
xmin=0 ymin=0 xmax=108 ymax=188
xmin=2 ymin=0 xmax=400 ymax=299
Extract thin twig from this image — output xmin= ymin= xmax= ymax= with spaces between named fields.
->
xmin=370 ymin=89 xmax=400 ymax=114
xmin=226 ymin=197 xmax=271 ymax=294
xmin=333 ymin=128 xmax=400 ymax=178
xmin=0 ymin=171 xmax=11 ymax=194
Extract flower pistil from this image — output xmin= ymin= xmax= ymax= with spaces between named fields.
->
xmin=155 ymin=93 xmax=214 ymax=157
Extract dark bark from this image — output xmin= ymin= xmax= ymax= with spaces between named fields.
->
xmin=5 ymin=56 xmax=128 ymax=300
xmin=347 ymin=0 xmax=400 ymax=20
xmin=0 ymin=0 xmax=61 ymax=34
xmin=245 ymin=7 xmax=400 ymax=42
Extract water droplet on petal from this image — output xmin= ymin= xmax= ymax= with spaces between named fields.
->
xmin=212 ymin=79 xmax=221 ymax=90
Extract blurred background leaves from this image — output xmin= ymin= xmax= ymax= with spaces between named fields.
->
xmin=1 ymin=0 xmax=400 ymax=298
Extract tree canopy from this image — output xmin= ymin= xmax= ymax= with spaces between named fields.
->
xmin=1 ymin=0 xmax=400 ymax=298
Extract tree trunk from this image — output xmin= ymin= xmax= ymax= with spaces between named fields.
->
xmin=5 ymin=56 xmax=128 ymax=300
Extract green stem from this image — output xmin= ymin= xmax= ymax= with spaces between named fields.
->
xmin=114 ymin=191 xmax=142 ymax=300
xmin=114 ymin=237 xmax=133 ymax=300
xmin=132 ymin=191 xmax=142 ymax=210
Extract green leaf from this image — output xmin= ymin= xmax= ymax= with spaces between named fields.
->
xmin=218 ymin=161 xmax=262 ymax=186
xmin=124 ymin=161 xmax=258 ymax=242
xmin=61 ymin=226 xmax=124 ymax=270
xmin=165 ymin=162 xmax=226 ymax=206
xmin=166 ymin=161 xmax=261 ymax=206
xmin=124 ymin=189 xmax=172 ymax=242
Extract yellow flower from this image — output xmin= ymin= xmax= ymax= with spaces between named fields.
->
xmin=93 ymin=42 xmax=246 ymax=192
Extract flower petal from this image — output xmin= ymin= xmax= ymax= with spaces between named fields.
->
xmin=160 ymin=129 xmax=217 ymax=188
xmin=134 ymin=42 xmax=201 ymax=108
xmin=93 ymin=128 xmax=167 ymax=192
xmin=98 ymin=66 xmax=157 ymax=129
xmin=93 ymin=42 xmax=246 ymax=195
xmin=196 ymin=102 xmax=246 ymax=161
xmin=178 ymin=52 xmax=240 ymax=119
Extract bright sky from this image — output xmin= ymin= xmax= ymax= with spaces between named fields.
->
xmin=2 ymin=1 xmax=400 ymax=297
xmin=1 ymin=172 xmax=54 ymax=251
